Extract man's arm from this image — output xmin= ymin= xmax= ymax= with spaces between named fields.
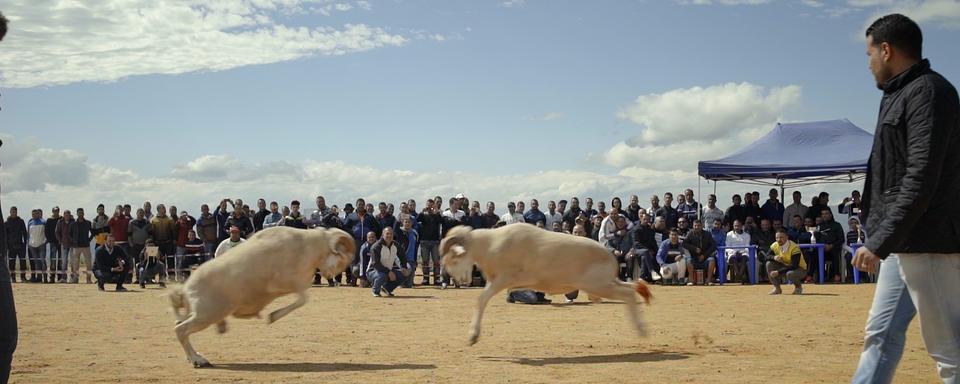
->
xmin=369 ymin=243 xmax=388 ymax=273
xmin=865 ymin=84 xmax=954 ymax=258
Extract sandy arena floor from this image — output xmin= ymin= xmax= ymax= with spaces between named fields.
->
xmin=8 ymin=281 xmax=939 ymax=383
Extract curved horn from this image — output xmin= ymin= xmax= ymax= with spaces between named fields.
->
xmin=328 ymin=229 xmax=356 ymax=257
xmin=440 ymin=225 xmax=472 ymax=257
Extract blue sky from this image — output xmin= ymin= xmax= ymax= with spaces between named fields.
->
xmin=1 ymin=0 xmax=959 ymax=213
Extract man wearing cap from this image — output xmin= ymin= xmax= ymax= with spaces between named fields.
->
xmin=215 ymin=226 xmax=246 ymax=258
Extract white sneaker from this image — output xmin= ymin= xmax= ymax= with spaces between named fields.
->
xmin=441 ymin=282 xmax=448 ymax=290
xmin=564 ymin=298 xmax=574 ymax=304
xmin=651 ymin=272 xmax=662 ymax=281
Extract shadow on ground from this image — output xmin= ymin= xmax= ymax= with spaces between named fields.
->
xmin=209 ymin=362 xmax=437 ymax=373
xmin=480 ymin=351 xmax=692 ymax=366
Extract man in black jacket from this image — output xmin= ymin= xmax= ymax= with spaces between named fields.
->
xmin=4 ymin=207 xmax=27 ymax=282
xmin=93 ymin=235 xmax=131 ymax=292
xmin=44 ymin=207 xmax=62 ymax=283
xmin=0 ymin=16 xmax=18 ymax=384
xmin=417 ymin=199 xmax=442 ymax=286
xmin=852 ymin=14 xmax=960 ymax=384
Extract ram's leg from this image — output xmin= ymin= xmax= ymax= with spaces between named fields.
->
xmin=268 ymin=291 xmax=308 ymax=324
xmin=468 ymin=277 xmax=510 ymax=345
xmin=583 ymin=281 xmax=648 ymax=337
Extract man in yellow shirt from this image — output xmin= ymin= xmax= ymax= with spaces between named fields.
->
xmin=767 ymin=230 xmax=807 ymax=295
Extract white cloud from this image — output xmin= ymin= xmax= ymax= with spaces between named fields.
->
xmin=356 ymin=1 xmax=373 ymax=10
xmin=853 ymin=0 xmax=960 ymax=29
xmin=500 ymin=0 xmax=526 ymax=8
xmin=334 ymin=3 xmax=353 ymax=11
xmin=802 ymin=0 xmax=825 ymax=8
xmin=0 ymin=1 xmax=408 ymax=88
xmin=524 ymin=112 xmax=564 ymax=121
xmin=603 ymin=82 xmax=801 ymax=173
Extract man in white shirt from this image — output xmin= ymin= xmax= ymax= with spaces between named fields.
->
xmin=500 ymin=202 xmax=524 ymax=225
xmin=214 ymin=226 xmax=246 ymax=258
xmin=725 ymin=220 xmax=752 ymax=284
xmin=598 ymin=209 xmax=622 ymax=242
xmin=544 ymin=201 xmax=563 ymax=230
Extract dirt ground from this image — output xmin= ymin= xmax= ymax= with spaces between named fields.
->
xmin=8 ymin=281 xmax=939 ymax=384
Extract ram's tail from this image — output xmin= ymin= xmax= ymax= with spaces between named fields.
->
xmin=634 ymin=280 xmax=652 ymax=305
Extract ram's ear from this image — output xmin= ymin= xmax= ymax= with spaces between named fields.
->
xmin=440 ymin=226 xmax=473 ymax=256
xmin=327 ymin=229 xmax=355 ymax=258
xmin=451 ymin=244 xmax=467 ymax=257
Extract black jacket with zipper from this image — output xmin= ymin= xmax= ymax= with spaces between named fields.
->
xmin=862 ymin=59 xmax=960 ymax=258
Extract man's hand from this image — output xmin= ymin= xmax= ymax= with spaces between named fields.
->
xmin=401 ymin=268 xmax=410 ymax=277
xmin=387 ymin=271 xmax=396 ymax=281
xmin=774 ymin=255 xmax=784 ymax=263
xmin=853 ymin=247 xmax=881 ymax=274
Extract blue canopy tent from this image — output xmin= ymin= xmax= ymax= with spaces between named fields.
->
xmin=698 ymin=119 xmax=873 ymax=188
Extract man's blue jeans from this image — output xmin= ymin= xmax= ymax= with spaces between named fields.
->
xmin=369 ymin=268 xmax=403 ymax=295
xmin=853 ymin=253 xmax=960 ymax=384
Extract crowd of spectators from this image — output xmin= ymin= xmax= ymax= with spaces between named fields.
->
xmin=3 ymin=187 xmax=870 ymax=294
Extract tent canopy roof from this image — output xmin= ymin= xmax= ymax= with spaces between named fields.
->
xmin=697 ymin=119 xmax=873 ymax=184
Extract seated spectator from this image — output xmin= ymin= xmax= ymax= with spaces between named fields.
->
xmin=656 ymin=229 xmax=691 ymax=285
xmin=214 ymin=226 xmax=246 ymax=258
xmin=818 ymin=208 xmax=844 ymax=283
xmin=797 ymin=217 xmax=820 ymax=283
xmin=604 ymin=216 xmax=634 ymax=281
xmin=630 ymin=214 xmax=660 ymax=283
xmin=710 ymin=219 xmax=726 ymax=250
xmin=766 ymin=230 xmax=807 ymax=295
xmin=652 ymin=216 xmax=668 ymax=244
xmin=752 ymin=219 xmax=776 ymax=281
xmin=725 ymin=220 xmax=751 ymax=284
xmin=395 ymin=218 xmax=419 ymax=289
xmin=353 ymin=231 xmax=378 ymax=288
xmin=786 ymin=215 xmax=804 ymax=242
xmin=551 ymin=221 xmax=562 ymax=232
xmin=844 ymin=217 xmax=867 ymax=283
xmin=675 ymin=217 xmax=690 ymax=239
xmin=367 ymin=227 xmax=408 ymax=297
xmin=598 ymin=208 xmax=621 ymax=242
xmin=93 ymin=234 xmax=131 ymax=292
xmin=138 ymin=240 xmax=167 ymax=289
xmin=683 ymin=219 xmax=717 ymax=285
xmin=183 ymin=230 xmax=205 ymax=274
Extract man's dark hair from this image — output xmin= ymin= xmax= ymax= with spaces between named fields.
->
xmin=0 ymin=11 xmax=8 ymax=41
xmin=866 ymin=13 xmax=922 ymax=60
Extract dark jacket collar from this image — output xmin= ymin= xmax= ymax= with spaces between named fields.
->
xmin=883 ymin=59 xmax=929 ymax=94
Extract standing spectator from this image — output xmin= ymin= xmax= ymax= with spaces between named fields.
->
xmin=142 ymin=201 xmax=153 ymax=222
xmin=174 ymin=212 xmax=197 ymax=281
xmin=500 ymin=202 xmax=524 ymax=225
xmin=27 ymin=209 xmax=47 ymax=283
xmin=515 ymin=201 xmax=525 ymax=216
xmin=321 ymin=205 xmax=343 ymax=230
xmin=55 ymin=210 xmax=75 ymax=283
xmin=595 ymin=201 xmax=608 ymax=220
xmin=656 ymin=229 xmax=691 ymax=285
xmin=44 ymin=207 xmax=62 ymax=284
xmin=648 ymin=195 xmax=661 ymax=218
xmin=561 ymin=197 xmax=583 ymax=228
xmin=5 ymin=207 xmax=27 ymax=283
xmin=440 ymin=196 xmax=467 ymax=288
xmin=417 ymin=199 xmax=442 ymax=286
xmin=761 ymin=188 xmax=785 ymax=223
xmin=261 ymin=202 xmax=283 ymax=229
xmin=395 ymin=218 xmax=419 ymax=288
xmin=367 ymin=227 xmax=408 ymax=297
xmin=68 ymin=208 xmax=93 ymax=284
xmin=702 ymin=195 xmax=724 ymax=229
xmin=183 ymin=230 xmax=205 ymax=272
xmin=108 ymin=205 xmax=132 ymax=258
xmin=805 ymin=192 xmax=832 ymax=222
xmin=91 ymin=204 xmax=110 ymax=249
xmin=767 ymin=230 xmax=807 ymax=295
xmin=150 ymin=205 xmax=177 ymax=276
xmin=557 ymin=199 xmax=567 ymax=216
xmin=213 ymin=198 xmax=233 ymax=242
xmin=743 ymin=193 xmax=763 ymax=226
xmin=818 ymin=208 xmax=845 ymax=283
xmin=783 ymin=191 xmax=808 ymax=230
xmin=544 ymin=201 xmax=562 ymax=230
xmin=305 ymin=196 xmax=330 ymax=229
xmin=481 ymin=202 xmax=499 ymax=229
xmin=655 ymin=192 xmax=679 ymax=230
xmin=725 ymin=220 xmax=751 ymax=284
xmin=678 ymin=189 xmax=700 ymax=223
xmin=625 ymin=195 xmax=642 ymax=223
xmin=284 ymin=201 xmax=308 ymax=230
xmin=43 ymin=206 xmax=65 ymax=284
xmin=523 ymin=199 xmax=546 ymax=225
xmin=252 ymin=198 xmax=270 ymax=232
xmin=582 ymin=197 xmax=599 ymax=220
xmin=467 ymin=202 xmax=485 ymax=229
xmin=376 ymin=202 xmax=396 ymax=231
xmin=92 ymin=234 xmax=130 ymax=292
xmin=838 ymin=190 xmax=862 ymax=221
xmin=344 ymin=200 xmax=380 ymax=284
xmin=683 ymin=219 xmax=717 ymax=285
xmin=224 ymin=205 xmax=253 ymax=237
xmin=127 ymin=209 xmax=151 ymax=281
xmin=195 ymin=204 xmax=219 ymax=258
xmin=724 ymin=194 xmax=746 ymax=227
xmin=786 ymin=215 xmax=804 ymax=242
